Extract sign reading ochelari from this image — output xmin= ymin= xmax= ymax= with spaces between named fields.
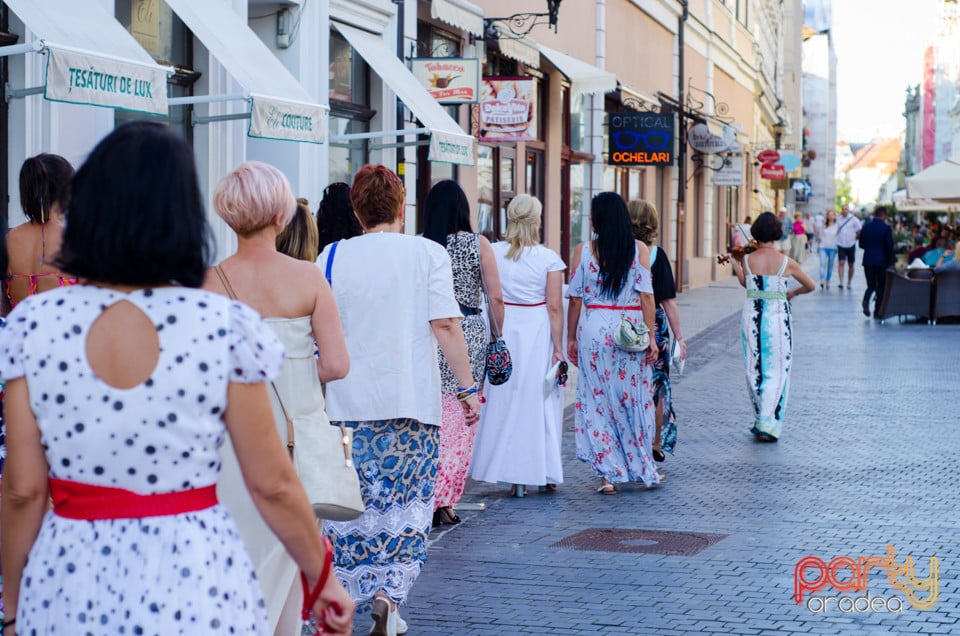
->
xmin=45 ymin=47 xmax=169 ymax=115
xmin=249 ymin=95 xmax=327 ymax=144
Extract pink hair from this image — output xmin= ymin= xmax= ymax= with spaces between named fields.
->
xmin=213 ymin=161 xmax=296 ymax=236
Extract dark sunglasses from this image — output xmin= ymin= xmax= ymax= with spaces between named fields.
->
xmin=557 ymin=361 xmax=569 ymax=386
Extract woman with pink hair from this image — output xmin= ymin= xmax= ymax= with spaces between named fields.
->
xmin=204 ymin=161 xmax=350 ymax=634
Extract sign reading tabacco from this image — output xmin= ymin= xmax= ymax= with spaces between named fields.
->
xmin=248 ymin=95 xmax=327 ymax=144
xmin=45 ymin=47 xmax=169 ymax=115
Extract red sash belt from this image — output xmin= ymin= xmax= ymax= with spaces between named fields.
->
xmin=586 ymin=304 xmax=643 ymax=311
xmin=49 ymin=478 xmax=218 ymax=520
xmin=504 ymin=301 xmax=546 ymax=307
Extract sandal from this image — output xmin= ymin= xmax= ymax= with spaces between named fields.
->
xmin=652 ymin=448 xmax=666 ymax=463
xmin=597 ymin=484 xmax=616 ymax=495
xmin=433 ymin=506 xmax=461 ymax=526
xmin=538 ymin=484 xmax=559 ymax=493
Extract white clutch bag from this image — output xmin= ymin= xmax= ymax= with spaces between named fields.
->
xmin=671 ymin=339 xmax=685 ymax=375
xmin=544 ymin=361 xmax=561 ymax=396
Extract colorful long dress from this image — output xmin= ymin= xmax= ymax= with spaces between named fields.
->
xmin=434 ymin=233 xmax=486 ymax=509
xmin=649 ymin=245 xmax=678 ymax=454
xmin=742 ymin=254 xmax=792 ymax=439
xmin=567 ymin=244 xmax=660 ymax=487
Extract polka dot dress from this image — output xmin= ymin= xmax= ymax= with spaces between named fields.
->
xmin=0 ymin=286 xmax=284 ymax=635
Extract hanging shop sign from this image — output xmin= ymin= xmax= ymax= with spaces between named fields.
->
xmin=760 ymin=163 xmax=786 ymax=180
xmin=687 ymin=122 xmax=735 ymax=154
xmin=411 ymin=58 xmax=480 ymax=104
xmin=479 ymin=77 xmax=536 ymax=142
xmin=713 ymin=155 xmax=744 ymax=186
xmin=248 ymin=94 xmax=327 ymax=144
xmin=45 ymin=46 xmax=169 ymax=115
xmin=757 ymin=149 xmax=781 ymax=164
xmin=607 ymin=112 xmax=675 ymax=166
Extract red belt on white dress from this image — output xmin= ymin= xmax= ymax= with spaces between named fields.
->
xmin=49 ymin=478 xmax=218 ymax=520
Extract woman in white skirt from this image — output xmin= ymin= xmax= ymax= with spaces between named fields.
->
xmin=470 ymin=194 xmax=566 ymax=497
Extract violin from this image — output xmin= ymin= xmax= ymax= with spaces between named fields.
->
xmin=717 ymin=240 xmax=760 ymax=265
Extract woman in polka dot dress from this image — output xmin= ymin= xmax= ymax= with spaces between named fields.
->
xmin=0 ymin=123 xmax=354 ymax=636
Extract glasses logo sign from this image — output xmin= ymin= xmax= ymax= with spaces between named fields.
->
xmin=608 ymin=113 xmax=675 ymax=166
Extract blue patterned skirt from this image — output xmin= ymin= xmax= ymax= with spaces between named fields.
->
xmin=651 ymin=307 xmax=678 ymax=453
xmin=323 ymin=418 xmax=439 ymax=610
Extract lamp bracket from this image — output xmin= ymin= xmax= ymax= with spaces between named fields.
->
xmin=484 ymin=0 xmax=562 ymax=40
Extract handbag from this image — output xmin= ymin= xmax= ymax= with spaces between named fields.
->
xmin=479 ymin=253 xmax=512 ymax=385
xmin=214 ymin=265 xmax=364 ymax=521
xmin=614 ymin=316 xmax=651 ymax=352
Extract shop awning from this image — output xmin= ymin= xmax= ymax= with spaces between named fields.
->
xmin=0 ymin=0 xmax=170 ymax=115
xmin=497 ymin=37 xmax=540 ymax=68
xmin=163 ymin=0 xmax=327 ymax=143
xmin=333 ymin=22 xmax=475 ymax=166
xmin=431 ymin=0 xmax=485 ymax=37
xmin=537 ymin=44 xmax=616 ymax=97
xmin=905 ymin=158 xmax=960 ymax=202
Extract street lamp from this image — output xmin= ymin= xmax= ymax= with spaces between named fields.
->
xmin=483 ymin=0 xmax=562 ymax=39
xmin=772 ymin=119 xmax=787 ymax=211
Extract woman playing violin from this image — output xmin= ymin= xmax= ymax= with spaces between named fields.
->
xmin=726 ymin=212 xmax=815 ymax=442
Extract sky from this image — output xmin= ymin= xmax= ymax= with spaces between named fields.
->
xmin=832 ymin=0 xmax=940 ymax=143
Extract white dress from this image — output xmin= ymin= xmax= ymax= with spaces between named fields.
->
xmin=218 ymin=316 xmax=325 ymax=635
xmin=471 ymin=243 xmax=566 ymax=486
xmin=0 ymin=285 xmax=284 ymax=635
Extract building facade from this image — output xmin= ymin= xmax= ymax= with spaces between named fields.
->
xmin=2 ymin=0 xmax=802 ymax=290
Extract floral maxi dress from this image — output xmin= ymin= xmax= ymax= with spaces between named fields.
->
xmin=567 ymin=244 xmax=660 ymax=487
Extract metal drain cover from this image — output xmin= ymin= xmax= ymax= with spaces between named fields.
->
xmin=551 ymin=528 xmax=727 ymax=556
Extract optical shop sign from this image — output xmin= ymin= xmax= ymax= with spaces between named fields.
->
xmin=608 ymin=112 xmax=675 ymax=166
xmin=45 ymin=47 xmax=168 ymax=115
xmin=249 ymin=95 xmax=327 ymax=144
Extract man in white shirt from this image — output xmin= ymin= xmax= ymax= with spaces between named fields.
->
xmin=835 ymin=205 xmax=863 ymax=289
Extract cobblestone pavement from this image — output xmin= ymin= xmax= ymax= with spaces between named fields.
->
xmin=355 ymin=260 xmax=960 ymax=635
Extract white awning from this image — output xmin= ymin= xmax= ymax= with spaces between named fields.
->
xmin=333 ymin=22 xmax=475 ymax=166
xmin=755 ymin=190 xmax=774 ymax=211
xmin=1 ymin=0 xmax=170 ymax=115
xmin=537 ymin=43 xmax=616 ymax=97
xmin=163 ymin=0 xmax=327 ymax=143
xmin=497 ymin=37 xmax=540 ymax=68
xmin=905 ymin=158 xmax=960 ymax=202
xmin=618 ymin=82 xmax=660 ymax=110
xmin=431 ymin=0 xmax=485 ymax=37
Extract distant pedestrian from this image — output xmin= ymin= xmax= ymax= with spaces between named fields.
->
xmin=818 ymin=210 xmax=839 ymax=289
xmin=728 ymin=212 xmax=816 ymax=442
xmin=803 ymin=213 xmax=815 ymax=253
xmin=316 ymin=182 xmax=363 ymax=254
xmin=835 ymin=205 xmax=862 ymax=289
xmin=777 ymin=208 xmax=791 ymax=255
xmin=471 ymin=194 xmax=566 ymax=497
xmin=628 ymin=199 xmax=686 ymax=464
xmin=789 ymin=213 xmax=807 ymax=263
xmin=566 ymin=192 xmax=659 ymax=494
xmin=858 ymin=206 xmax=894 ymax=317
xmin=422 ymin=180 xmax=504 ymax=525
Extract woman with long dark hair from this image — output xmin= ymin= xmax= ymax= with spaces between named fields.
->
xmin=566 ymin=192 xmax=659 ymax=494
xmin=422 ymin=180 xmax=503 ymax=525
xmin=316 ymin=182 xmax=363 ymax=254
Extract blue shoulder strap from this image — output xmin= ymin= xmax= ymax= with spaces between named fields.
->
xmin=324 ymin=241 xmax=339 ymax=286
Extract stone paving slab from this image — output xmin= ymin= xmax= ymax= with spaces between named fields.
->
xmin=350 ymin=261 xmax=960 ymax=635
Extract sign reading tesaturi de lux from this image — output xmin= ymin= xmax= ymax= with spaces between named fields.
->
xmin=45 ymin=46 xmax=169 ymax=115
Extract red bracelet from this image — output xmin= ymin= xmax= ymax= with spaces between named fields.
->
xmin=301 ymin=536 xmax=334 ymax=620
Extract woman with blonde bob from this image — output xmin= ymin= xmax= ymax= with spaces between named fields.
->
xmin=204 ymin=161 xmax=350 ymax=635
xmin=471 ymin=194 xmax=567 ymax=497
xmin=628 ymin=199 xmax=687 ymax=466
xmin=277 ymin=198 xmax=320 ymax=262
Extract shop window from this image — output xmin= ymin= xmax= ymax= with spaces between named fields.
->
xmin=477 ymin=144 xmax=515 ymax=241
xmin=115 ymin=0 xmax=198 ymax=142
xmin=328 ymin=31 xmax=373 ymax=185
xmin=566 ymin=162 xmax=586 ymax=266
xmin=560 ymin=83 xmax=593 ymax=266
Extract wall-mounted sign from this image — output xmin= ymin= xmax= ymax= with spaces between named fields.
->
xmin=687 ymin=122 xmax=735 ymax=154
xmin=479 ymin=77 xmax=536 ymax=142
xmin=791 ymin=178 xmax=812 ymax=202
xmin=713 ymin=155 xmax=744 ymax=186
xmin=45 ymin=47 xmax=169 ymax=115
xmin=248 ymin=95 xmax=327 ymax=144
xmin=760 ymin=163 xmax=786 ymax=180
xmin=411 ymin=58 xmax=480 ymax=104
xmin=607 ymin=112 xmax=675 ymax=166
xmin=757 ymin=149 xmax=781 ymax=164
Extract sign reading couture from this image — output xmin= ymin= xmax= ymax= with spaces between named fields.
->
xmin=248 ymin=94 xmax=328 ymax=144
xmin=44 ymin=46 xmax=169 ymax=115
xmin=411 ymin=58 xmax=480 ymax=104
xmin=479 ymin=77 xmax=536 ymax=142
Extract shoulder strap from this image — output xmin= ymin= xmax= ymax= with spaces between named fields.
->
xmin=837 ymin=216 xmax=853 ymax=232
xmin=777 ymin=256 xmax=789 ymax=276
xmin=215 ymin=265 xmax=295 ymax=459
xmin=324 ymin=241 xmax=339 ymax=287
xmin=479 ymin=249 xmax=501 ymax=339
xmin=744 ymin=252 xmax=754 ymax=276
